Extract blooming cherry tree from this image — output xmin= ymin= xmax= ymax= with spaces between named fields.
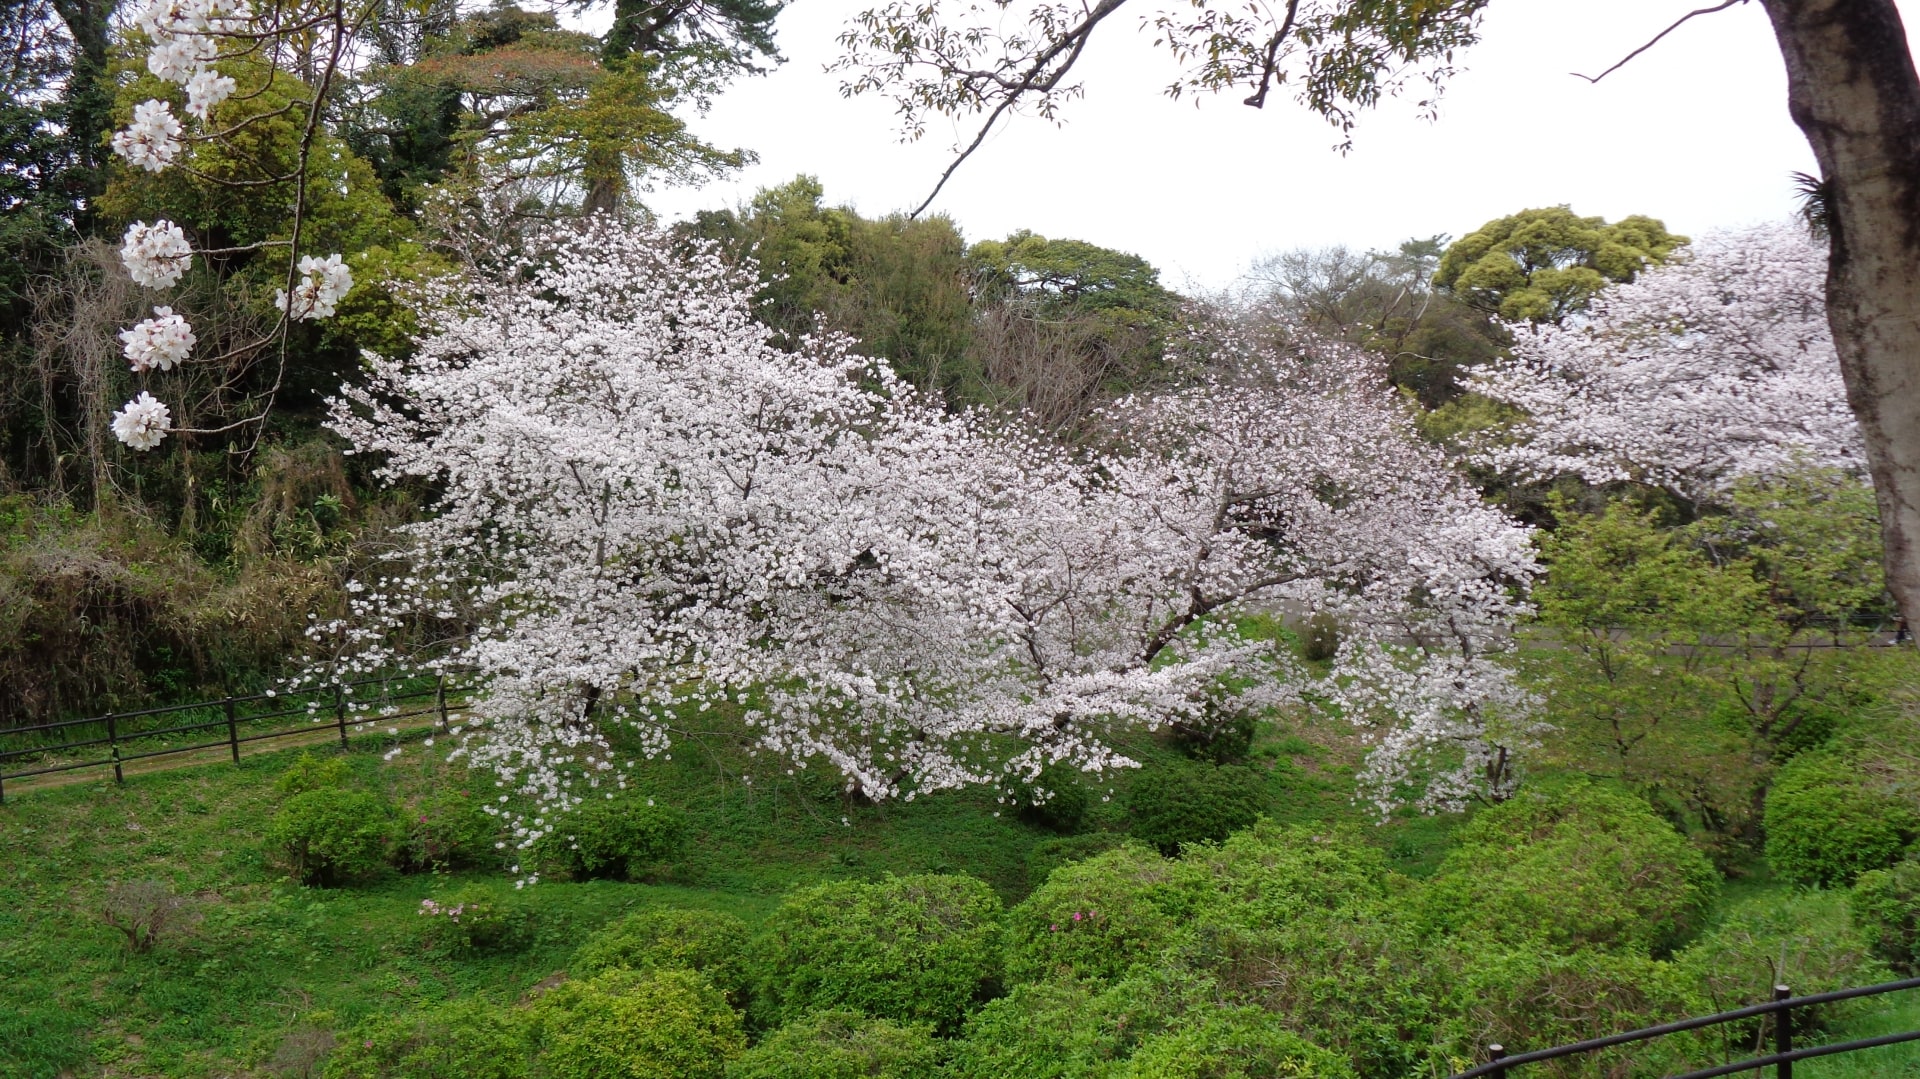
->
xmin=1470 ymin=223 xmax=1863 ymax=505
xmin=319 ymin=226 xmax=1536 ymax=847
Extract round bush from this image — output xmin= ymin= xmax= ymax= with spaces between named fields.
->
xmin=1122 ymin=1007 xmax=1355 ymax=1079
xmin=1421 ymin=781 xmax=1719 ymax=955
xmin=530 ymin=968 xmax=743 ymax=1079
xmin=1191 ymin=822 xmax=1395 ymax=929
xmin=1765 ymin=753 xmax=1918 ymax=887
xmin=324 ymin=999 xmax=529 ymax=1079
xmin=417 ymin=886 xmax=535 ymax=954
xmin=1126 ymin=764 xmax=1266 ymax=855
xmin=265 ymin=788 xmax=399 ymax=886
xmin=401 ymin=791 xmax=501 ymax=873
xmin=275 ymin=751 xmax=354 ymax=797
xmin=1011 ymin=763 xmax=1093 ymax=834
xmin=1026 ymin=832 xmax=1130 ymax=890
xmin=945 ymin=968 xmax=1215 ymax=1079
xmin=1167 ymin=708 xmax=1257 ymax=766
xmin=544 ymin=796 xmax=688 ymax=881
xmin=1851 ymin=857 xmax=1920 ymax=975
xmin=574 ymin=907 xmax=751 ymax=1002
xmin=726 ymin=1011 xmax=943 ymax=1079
xmin=753 ymin=874 xmax=1003 ymax=1032
xmin=1005 ymin=843 xmax=1211 ymax=985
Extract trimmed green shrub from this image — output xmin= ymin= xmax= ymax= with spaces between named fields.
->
xmin=1005 ymin=844 xmax=1211 ymax=985
xmin=275 ymin=752 xmax=353 ymax=797
xmin=726 ymin=1011 xmax=943 ymax=1079
xmin=1852 ymin=857 xmax=1920 ymax=975
xmin=416 ymin=886 xmax=534 ymax=954
xmin=401 ymin=790 xmax=500 ymax=872
xmin=1422 ymin=781 xmax=1719 ymax=955
xmin=1123 ymin=1007 xmax=1355 ymax=1079
xmin=265 ymin=788 xmax=400 ymax=886
xmin=529 ymin=968 xmax=743 ymax=1079
xmin=324 ymin=999 xmax=529 ymax=1079
xmin=574 ymin=907 xmax=751 ymax=1003
xmin=1765 ymin=753 xmax=1918 ymax=887
xmin=1678 ymin=889 xmax=1882 ymax=1013
xmin=1191 ymin=822 xmax=1396 ymax=929
xmin=1012 ymin=763 xmax=1094 ymax=834
xmin=944 ymin=969 xmax=1215 ymax=1079
xmin=1027 ymin=832 xmax=1131 ymax=890
xmin=1126 ymin=764 xmax=1266 ymax=855
xmin=543 ymin=796 xmax=688 ymax=881
xmin=753 ymin=874 xmax=1003 ymax=1031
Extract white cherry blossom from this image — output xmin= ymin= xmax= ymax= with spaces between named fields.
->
xmin=318 ymin=225 xmax=1537 ymax=836
xmin=275 ymin=254 xmax=354 ymax=320
xmin=119 ymin=307 xmax=196 ymax=372
xmin=110 ymin=99 xmax=183 ymax=173
xmin=184 ymin=68 xmax=236 ymax=120
xmin=111 ymin=392 xmax=173 ymax=451
xmin=1471 ymin=223 xmax=1862 ymax=505
xmin=119 ymin=220 xmax=193 ymax=289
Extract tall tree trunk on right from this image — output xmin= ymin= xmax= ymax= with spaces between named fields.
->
xmin=1761 ymin=0 xmax=1920 ymax=627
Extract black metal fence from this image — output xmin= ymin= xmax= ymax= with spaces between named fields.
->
xmin=0 ymin=672 xmax=470 ymax=803
xmin=1453 ymin=978 xmax=1920 ymax=1079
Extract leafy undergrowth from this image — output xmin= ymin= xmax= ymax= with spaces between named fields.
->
xmin=0 ymin=704 xmax=1406 ymax=1079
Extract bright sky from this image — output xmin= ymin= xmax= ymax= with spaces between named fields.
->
xmin=628 ymin=0 xmax=1916 ymax=290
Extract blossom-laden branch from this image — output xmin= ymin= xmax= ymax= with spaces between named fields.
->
xmin=315 ymin=224 xmax=1537 ymax=853
xmin=1469 ymin=222 xmax=1863 ymax=507
xmin=103 ymin=0 xmax=361 ymax=453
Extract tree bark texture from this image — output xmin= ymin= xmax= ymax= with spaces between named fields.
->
xmin=1762 ymin=0 xmax=1920 ymax=626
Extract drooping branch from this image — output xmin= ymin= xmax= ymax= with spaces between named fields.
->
xmin=1571 ymin=0 xmax=1749 ymax=84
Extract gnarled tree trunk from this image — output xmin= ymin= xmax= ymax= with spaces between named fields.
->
xmin=1761 ymin=0 xmax=1920 ymax=626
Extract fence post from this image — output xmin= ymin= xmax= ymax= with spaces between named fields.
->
xmin=435 ymin=673 xmax=449 ymax=732
xmin=335 ymin=684 xmax=348 ymax=748
xmin=225 ymin=697 xmax=240 ymax=763
xmin=1775 ymin=985 xmax=1793 ymax=1079
xmin=1488 ymin=1043 xmax=1507 ymax=1079
xmin=107 ymin=712 xmax=123 ymax=784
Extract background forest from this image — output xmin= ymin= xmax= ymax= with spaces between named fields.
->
xmin=4 ymin=0 xmax=1920 ymax=1077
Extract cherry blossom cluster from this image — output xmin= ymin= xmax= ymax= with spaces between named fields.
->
xmin=104 ymin=1 xmax=354 ymax=454
xmin=275 ymin=255 xmax=355 ymax=320
xmin=119 ymin=307 xmax=196 ymax=372
xmin=1470 ymin=222 xmax=1862 ymax=505
xmin=317 ymin=225 xmax=1538 ymax=845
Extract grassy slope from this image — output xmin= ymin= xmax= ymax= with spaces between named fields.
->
xmin=6 ymin=690 xmax=1911 ymax=1079
xmin=0 ymin=702 xmax=1401 ymax=1079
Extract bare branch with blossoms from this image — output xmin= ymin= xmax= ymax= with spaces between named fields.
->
xmin=313 ymin=225 xmax=1538 ymax=857
xmin=103 ymin=0 xmax=373 ymax=453
xmin=1469 ymin=222 xmax=1864 ymax=506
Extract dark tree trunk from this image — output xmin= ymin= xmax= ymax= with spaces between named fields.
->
xmin=50 ymin=0 xmax=114 ymax=229
xmin=1761 ymin=0 xmax=1920 ymax=627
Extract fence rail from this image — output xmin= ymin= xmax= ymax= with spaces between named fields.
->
xmin=0 ymin=672 xmax=472 ymax=803
xmin=1453 ymin=978 xmax=1920 ymax=1079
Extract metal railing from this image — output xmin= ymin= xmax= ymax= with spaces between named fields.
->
xmin=0 ymin=672 xmax=471 ymax=803
xmin=1453 ymin=978 xmax=1920 ymax=1079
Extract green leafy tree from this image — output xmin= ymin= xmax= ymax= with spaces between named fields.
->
xmin=1433 ymin=207 xmax=1684 ymax=324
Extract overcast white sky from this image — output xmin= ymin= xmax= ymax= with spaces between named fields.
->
xmin=618 ymin=0 xmax=1915 ymax=290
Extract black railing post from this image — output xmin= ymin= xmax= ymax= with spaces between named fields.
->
xmin=107 ymin=712 xmax=123 ymax=784
xmin=334 ymin=683 xmax=348 ymax=748
xmin=1775 ymin=985 xmax=1793 ymax=1079
xmin=1488 ymin=1043 xmax=1508 ymax=1079
xmin=225 ymin=697 xmax=240 ymax=762
xmin=435 ymin=673 xmax=449 ymax=732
